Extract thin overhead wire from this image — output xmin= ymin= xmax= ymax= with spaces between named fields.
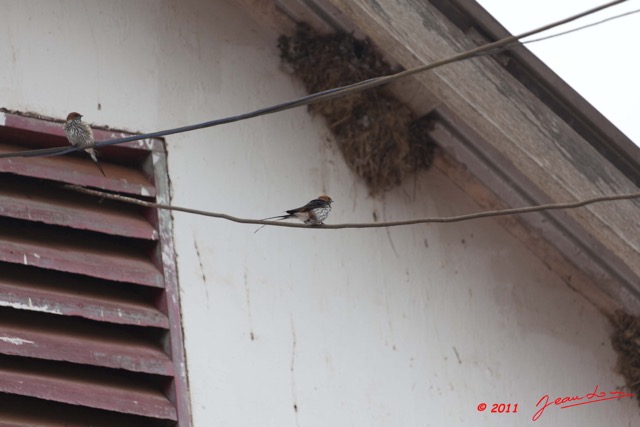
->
xmin=0 ymin=0 xmax=630 ymax=160
xmin=474 ymin=6 xmax=640 ymax=58
xmin=64 ymin=184 xmax=640 ymax=230
xmin=523 ymin=7 xmax=640 ymax=44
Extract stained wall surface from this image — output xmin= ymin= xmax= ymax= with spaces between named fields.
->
xmin=0 ymin=0 xmax=637 ymax=425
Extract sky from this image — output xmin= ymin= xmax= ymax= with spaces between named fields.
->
xmin=476 ymin=0 xmax=640 ymax=145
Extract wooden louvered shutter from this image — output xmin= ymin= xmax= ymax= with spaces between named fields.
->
xmin=0 ymin=112 xmax=190 ymax=426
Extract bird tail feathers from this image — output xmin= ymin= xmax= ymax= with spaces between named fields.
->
xmin=86 ymin=148 xmax=106 ymax=177
xmin=254 ymin=215 xmax=291 ymax=233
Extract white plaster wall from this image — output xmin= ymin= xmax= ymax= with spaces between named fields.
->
xmin=0 ymin=0 xmax=638 ymax=426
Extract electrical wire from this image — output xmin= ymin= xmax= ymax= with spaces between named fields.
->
xmin=64 ymin=184 xmax=640 ymax=230
xmin=0 ymin=0 xmax=630 ymax=160
xmin=523 ymin=7 xmax=640 ymax=44
xmin=477 ymin=6 xmax=640 ymax=57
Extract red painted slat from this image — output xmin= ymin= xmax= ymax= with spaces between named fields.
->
xmin=0 ymin=357 xmax=177 ymax=420
xmin=0 ymin=311 xmax=173 ymax=375
xmin=0 ymin=143 xmax=156 ymax=197
xmin=0 ymin=180 xmax=157 ymax=240
xmin=0 ymin=112 xmax=64 ymax=138
xmin=0 ymin=227 xmax=164 ymax=288
xmin=0 ymin=394 xmax=167 ymax=427
xmin=0 ymin=270 xmax=168 ymax=328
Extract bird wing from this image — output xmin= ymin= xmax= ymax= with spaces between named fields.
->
xmin=286 ymin=198 xmax=327 ymax=215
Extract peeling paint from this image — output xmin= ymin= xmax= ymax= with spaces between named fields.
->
xmin=156 ymin=192 xmax=170 ymax=204
xmin=135 ymin=138 xmax=154 ymax=150
xmin=0 ymin=335 xmax=35 ymax=346
xmin=0 ymin=298 xmax=63 ymax=315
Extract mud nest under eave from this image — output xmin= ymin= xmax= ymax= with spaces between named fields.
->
xmin=611 ymin=311 xmax=640 ymax=406
xmin=278 ymin=24 xmax=436 ymax=195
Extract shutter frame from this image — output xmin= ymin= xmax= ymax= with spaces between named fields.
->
xmin=0 ymin=111 xmax=191 ymax=426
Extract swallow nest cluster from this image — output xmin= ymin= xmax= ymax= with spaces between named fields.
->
xmin=278 ymin=24 xmax=436 ymax=195
xmin=611 ymin=311 xmax=640 ymax=406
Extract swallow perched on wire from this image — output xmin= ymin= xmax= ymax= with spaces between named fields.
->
xmin=63 ymin=112 xmax=106 ymax=177
xmin=255 ymin=195 xmax=333 ymax=232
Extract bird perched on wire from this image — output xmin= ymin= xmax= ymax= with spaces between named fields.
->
xmin=255 ymin=195 xmax=333 ymax=233
xmin=63 ymin=112 xmax=106 ymax=177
